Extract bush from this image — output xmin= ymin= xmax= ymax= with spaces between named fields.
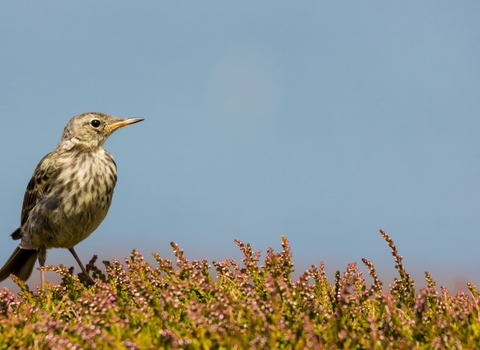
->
xmin=1 ymin=230 xmax=479 ymax=349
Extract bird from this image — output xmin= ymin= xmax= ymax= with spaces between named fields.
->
xmin=0 ymin=112 xmax=144 ymax=287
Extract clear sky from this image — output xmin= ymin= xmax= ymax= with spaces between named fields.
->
xmin=1 ymin=2 xmax=479 ymax=292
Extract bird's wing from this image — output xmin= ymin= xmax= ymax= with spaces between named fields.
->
xmin=20 ymin=153 xmax=60 ymax=226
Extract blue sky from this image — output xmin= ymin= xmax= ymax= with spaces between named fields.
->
xmin=1 ymin=2 xmax=479 ymax=291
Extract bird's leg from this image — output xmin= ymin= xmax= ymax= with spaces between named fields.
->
xmin=38 ymin=256 xmax=45 ymax=291
xmin=68 ymin=248 xmax=95 ymax=286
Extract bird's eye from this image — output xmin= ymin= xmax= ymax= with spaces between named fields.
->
xmin=90 ymin=119 xmax=101 ymax=128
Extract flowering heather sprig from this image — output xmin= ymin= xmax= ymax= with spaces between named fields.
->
xmin=84 ymin=254 xmax=107 ymax=283
xmin=361 ymin=257 xmax=383 ymax=296
xmin=234 ymin=239 xmax=263 ymax=287
xmin=380 ymin=229 xmax=416 ymax=308
xmin=467 ymin=283 xmax=478 ymax=299
xmin=311 ymin=261 xmax=331 ymax=308
xmin=263 ymin=236 xmax=294 ymax=280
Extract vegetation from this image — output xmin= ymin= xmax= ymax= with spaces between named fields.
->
xmin=0 ymin=230 xmax=479 ymax=349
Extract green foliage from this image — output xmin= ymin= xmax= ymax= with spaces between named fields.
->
xmin=1 ymin=231 xmax=479 ymax=349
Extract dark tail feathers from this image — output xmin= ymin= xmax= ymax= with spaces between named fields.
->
xmin=0 ymin=247 xmax=38 ymax=282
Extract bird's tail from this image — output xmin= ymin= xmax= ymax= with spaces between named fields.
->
xmin=0 ymin=247 xmax=38 ymax=282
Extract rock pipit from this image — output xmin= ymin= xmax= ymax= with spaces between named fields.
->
xmin=0 ymin=112 xmax=143 ymax=287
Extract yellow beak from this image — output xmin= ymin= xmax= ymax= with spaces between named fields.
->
xmin=105 ymin=118 xmax=144 ymax=132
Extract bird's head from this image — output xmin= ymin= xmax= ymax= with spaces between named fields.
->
xmin=58 ymin=112 xmax=144 ymax=150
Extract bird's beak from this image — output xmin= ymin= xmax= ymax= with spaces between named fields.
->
xmin=105 ymin=118 xmax=144 ymax=132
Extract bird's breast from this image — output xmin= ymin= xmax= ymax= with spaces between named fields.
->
xmin=58 ymin=151 xmax=117 ymax=215
xmin=24 ymin=150 xmax=118 ymax=249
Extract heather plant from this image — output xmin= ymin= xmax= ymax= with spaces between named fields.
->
xmin=0 ymin=231 xmax=479 ymax=349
